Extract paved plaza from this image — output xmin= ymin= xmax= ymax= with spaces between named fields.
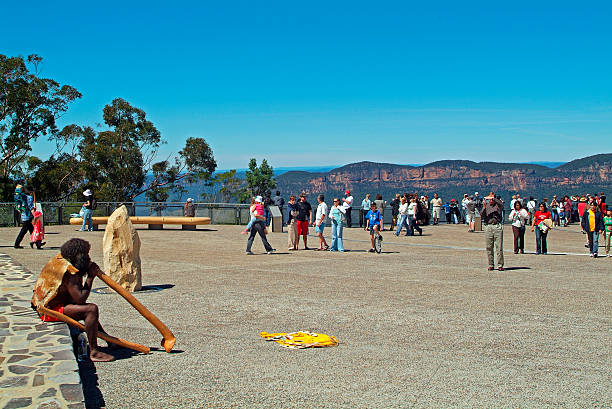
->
xmin=1 ymin=222 xmax=610 ymax=408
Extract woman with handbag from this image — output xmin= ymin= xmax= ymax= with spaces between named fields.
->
xmin=531 ymin=202 xmax=552 ymax=255
xmin=509 ymin=200 xmax=529 ymax=254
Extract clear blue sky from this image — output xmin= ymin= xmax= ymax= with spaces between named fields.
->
xmin=3 ymin=1 xmax=611 ymax=169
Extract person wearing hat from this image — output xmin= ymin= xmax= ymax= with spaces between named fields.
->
xmin=184 ymin=198 xmax=195 ymax=217
xmin=342 ymin=190 xmax=354 ymax=228
xmin=81 ymin=189 xmax=94 ymax=232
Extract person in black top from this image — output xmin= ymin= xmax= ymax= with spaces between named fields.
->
xmin=481 ymin=192 xmax=504 ymax=271
xmin=389 ymin=194 xmax=400 ymax=231
xmin=295 ymin=193 xmax=313 ymax=250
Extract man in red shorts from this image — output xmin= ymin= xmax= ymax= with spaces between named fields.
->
xmin=32 ymin=238 xmax=114 ymax=362
xmin=295 ymin=193 xmax=313 ymax=250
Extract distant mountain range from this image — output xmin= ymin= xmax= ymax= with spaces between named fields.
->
xmin=275 ymin=154 xmax=612 ymax=201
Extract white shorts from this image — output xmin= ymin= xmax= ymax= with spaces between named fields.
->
xmin=432 ymin=207 xmax=441 ymax=218
xmin=465 ymin=212 xmax=475 ymax=223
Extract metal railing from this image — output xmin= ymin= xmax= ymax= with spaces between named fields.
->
xmin=1 ymin=201 xmax=523 ymax=228
xmin=0 ymin=202 xmax=254 ymax=227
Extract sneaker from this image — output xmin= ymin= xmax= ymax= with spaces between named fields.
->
xmin=487 ymin=266 xmax=494 ymax=271
xmin=589 ymin=253 xmax=594 ymax=257
xmin=594 ymin=254 xmax=598 ymax=258
xmin=246 ymin=251 xmax=254 ymax=255
xmin=368 ymin=248 xmax=375 ymax=253
xmin=498 ymin=267 xmax=504 ymax=271
xmin=267 ymin=249 xmax=276 ymax=254
xmin=14 ymin=245 xmax=24 ymax=249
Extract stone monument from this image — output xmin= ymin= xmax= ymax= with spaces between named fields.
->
xmin=103 ymin=205 xmax=142 ymax=291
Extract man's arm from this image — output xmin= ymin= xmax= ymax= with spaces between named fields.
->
xmin=309 ymin=210 xmax=313 ymax=224
xmin=64 ymin=263 xmax=100 ymax=305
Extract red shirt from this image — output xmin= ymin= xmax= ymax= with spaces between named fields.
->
xmin=578 ymin=202 xmax=588 ymax=216
xmin=534 ymin=211 xmax=552 ymax=224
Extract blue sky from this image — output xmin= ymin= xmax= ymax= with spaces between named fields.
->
xmin=3 ymin=1 xmax=611 ymax=169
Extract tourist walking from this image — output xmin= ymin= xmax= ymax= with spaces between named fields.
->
xmin=531 ymin=202 xmax=552 ymax=255
xmin=245 ymin=215 xmax=275 ymax=255
xmin=365 ymin=202 xmax=382 ymax=252
xmin=395 ymin=196 xmax=410 ymax=236
xmin=295 ymin=193 xmax=313 ymax=250
xmin=81 ymin=189 xmax=94 ymax=232
xmin=526 ymin=196 xmax=536 ymax=224
xmin=342 ymin=190 xmax=354 ymax=228
xmin=481 ymin=192 xmax=504 ymax=271
xmin=13 ymin=184 xmax=35 ymax=248
xmin=286 ymin=195 xmax=298 ymax=250
xmin=450 ymin=199 xmax=460 ymax=224
xmin=314 ymin=195 xmax=329 ymax=251
xmin=603 ymin=209 xmax=612 ymax=257
xmin=374 ymin=194 xmax=386 ymax=230
xmin=550 ymin=195 xmax=559 ymax=226
xmin=360 ymin=194 xmax=371 ymax=228
xmin=581 ymin=201 xmax=604 ymax=257
xmin=328 ymin=198 xmax=346 ymax=252
xmin=390 ymin=194 xmax=401 ymax=231
xmin=263 ymin=192 xmax=272 ymax=226
xmin=431 ymin=193 xmax=442 ymax=225
xmin=563 ymin=196 xmax=572 ymax=225
xmin=465 ymin=196 xmax=476 ymax=232
xmin=183 ymin=198 xmax=195 ymax=217
xmin=408 ymin=196 xmax=422 ymax=236
xmin=30 ymin=209 xmax=45 ymax=249
xmin=509 ymin=201 xmax=529 ymax=254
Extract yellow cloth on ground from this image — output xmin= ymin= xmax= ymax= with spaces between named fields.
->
xmin=260 ymin=331 xmax=338 ymax=349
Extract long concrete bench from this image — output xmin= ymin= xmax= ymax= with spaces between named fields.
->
xmin=69 ymin=216 xmax=211 ymax=230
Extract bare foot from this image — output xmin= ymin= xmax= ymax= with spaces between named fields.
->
xmin=90 ymin=349 xmax=115 ymax=362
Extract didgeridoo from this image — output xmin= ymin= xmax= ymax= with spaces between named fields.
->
xmin=37 ymin=305 xmax=150 ymax=354
xmin=95 ymin=271 xmax=176 ymax=352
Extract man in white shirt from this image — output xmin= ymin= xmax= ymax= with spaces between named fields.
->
xmin=430 ymin=193 xmax=442 ymax=225
xmin=314 ymin=194 xmax=329 ymax=250
xmin=342 ymin=190 xmax=354 ymax=228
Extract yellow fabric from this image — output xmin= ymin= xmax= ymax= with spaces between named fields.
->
xmin=260 ymin=331 xmax=338 ymax=349
xmin=589 ymin=210 xmax=595 ymax=232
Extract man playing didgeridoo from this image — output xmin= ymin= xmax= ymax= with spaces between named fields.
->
xmin=32 ymin=238 xmax=114 ymax=362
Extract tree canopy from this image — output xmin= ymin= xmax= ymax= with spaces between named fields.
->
xmin=0 ymin=54 xmax=81 ymax=199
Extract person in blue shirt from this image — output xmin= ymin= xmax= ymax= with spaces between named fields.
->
xmin=365 ymin=202 xmax=382 ymax=252
xmin=14 ymin=184 xmax=35 ymax=248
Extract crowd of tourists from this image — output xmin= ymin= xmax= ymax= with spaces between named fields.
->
xmin=239 ymin=189 xmax=611 ymax=260
xmin=10 ymin=183 xmax=611 ymax=261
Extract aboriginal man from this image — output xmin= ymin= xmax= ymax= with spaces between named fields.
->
xmin=32 ymin=238 xmax=114 ymax=362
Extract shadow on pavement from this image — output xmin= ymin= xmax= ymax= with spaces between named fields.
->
xmin=77 ymin=359 xmax=105 ymax=409
xmin=504 ymin=266 xmax=531 ymax=271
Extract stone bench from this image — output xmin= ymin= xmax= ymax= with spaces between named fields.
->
xmin=69 ymin=216 xmax=211 ymax=231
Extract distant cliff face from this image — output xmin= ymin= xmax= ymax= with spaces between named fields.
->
xmin=276 ymin=155 xmax=612 ymax=198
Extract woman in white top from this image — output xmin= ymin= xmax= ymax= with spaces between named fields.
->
xmin=328 ymin=198 xmax=346 ymax=251
xmin=394 ymin=196 xmax=410 ymax=236
xmin=509 ymin=200 xmax=529 ymax=254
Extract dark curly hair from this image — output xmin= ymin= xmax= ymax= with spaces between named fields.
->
xmin=60 ymin=238 xmax=91 ymax=273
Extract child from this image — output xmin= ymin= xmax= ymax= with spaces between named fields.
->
xmin=241 ymin=196 xmax=267 ymax=234
xmin=604 ymin=209 xmax=612 ymax=257
xmin=557 ymin=203 xmax=566 ymax=227
xmin=30 ymin=210 xmax=45 ymax=249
